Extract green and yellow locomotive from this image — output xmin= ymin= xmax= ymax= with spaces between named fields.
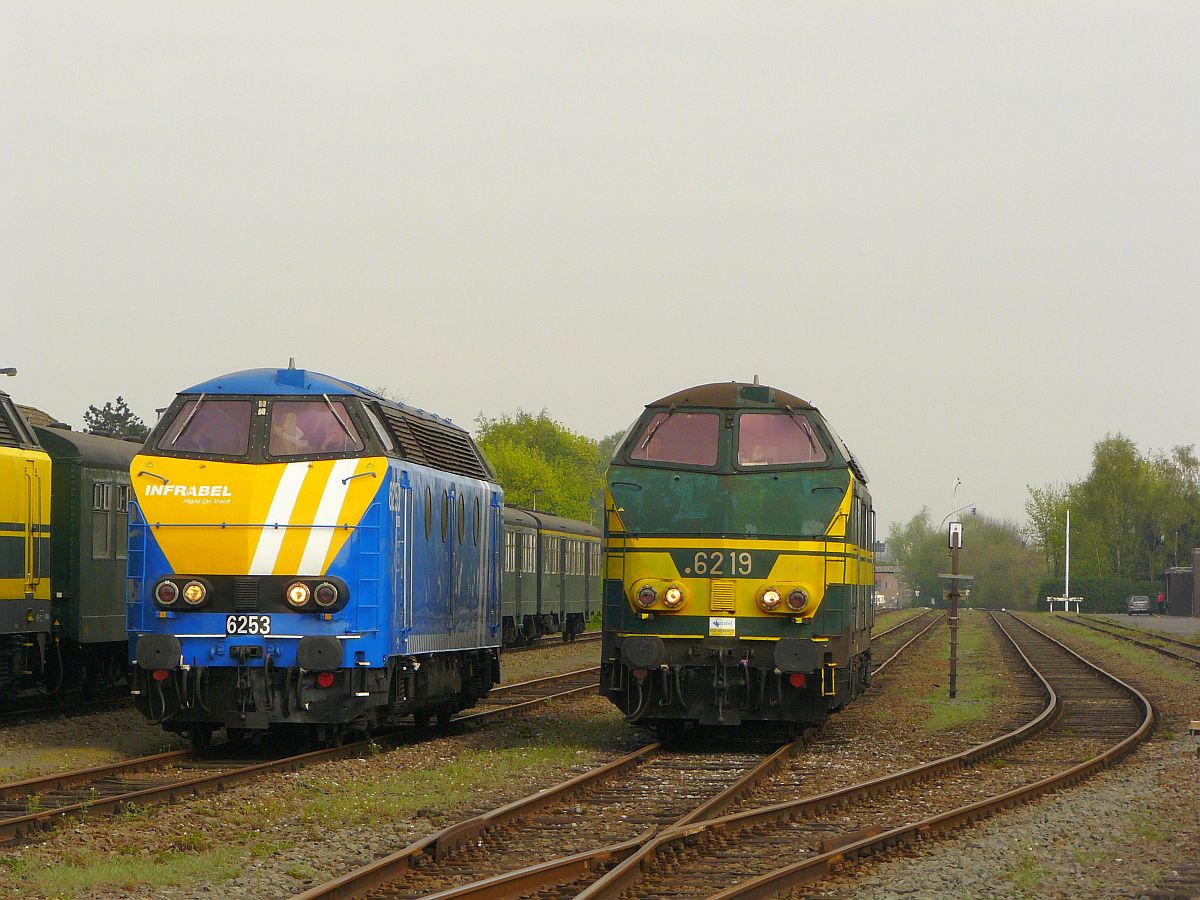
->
xmin=600 ymin=382 xmax=874 ymax=737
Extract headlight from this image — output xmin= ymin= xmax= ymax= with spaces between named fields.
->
xmin=286 ymin=582 xmax=311 ymax=609
xmin=636 ymin=585 xmax=658 ymax=608
xmin=786 ymin=588 xmax=808 ymax=612
xmin=155 ymin=580 xmax=179 ymax=607
xmin=182 ymin=580 xmax=207 ymax=606
xmin=314 ymin=582 xmax=339 ymax=608
xmin=662 ymin=584 xmax=685 ymax=610
xmin=758 ymin=587 xmax=782 ymax=612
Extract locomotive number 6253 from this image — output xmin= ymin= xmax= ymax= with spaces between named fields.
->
xmin=225 ymin=614 xmax=271 ymax=636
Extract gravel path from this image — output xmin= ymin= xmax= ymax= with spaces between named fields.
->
xmin=1092 ymin=613 xmax=1200 ymax=640
xmin=814 ymin=611 xmax=1200 ymax=899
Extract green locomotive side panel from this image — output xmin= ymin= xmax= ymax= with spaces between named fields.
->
xmin=608 ymin=466 xmax=850 ymax=538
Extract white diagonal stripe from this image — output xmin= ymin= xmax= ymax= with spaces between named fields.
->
xmin=296 ymin=459 xmax=360 ymax=575
xmin=249 ymin=463 xmax=309 ymax=575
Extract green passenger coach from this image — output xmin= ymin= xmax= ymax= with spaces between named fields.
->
xmin=34 ymin=426 xmax=137 ymax=691
xmin=600 ymin=381 xmax=874 ymax=738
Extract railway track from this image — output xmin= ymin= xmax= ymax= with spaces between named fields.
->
xmin=292 ymin=610 xmax=1153 ymax=899
xmin=870 ymin=609 xmax=942 ymax=678
xmin=288 ymin=611 xmax=945 ymax=900
xmin=1056 ymin=613 xmax=1200 ymax=668
xmin=502 ymin=631 xmax=602 ymax=655
xmin=0 ymin=687 xmax=131 ymax=727
xmin=0 ymin=666 xmax=599 ymax=845
xmin=586 ymin=611 xmax=1152 ymax=899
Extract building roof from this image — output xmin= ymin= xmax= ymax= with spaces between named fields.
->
xmin=15 ymin=404 xmax=65 ymax=429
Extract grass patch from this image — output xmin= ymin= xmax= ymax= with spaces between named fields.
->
xmin=296 ymin=716 xmax=615 ymax=829
xmin=24 ymin=846 xmax=242 ymax=894
xmin=1127 ymin=811 xmax=1171 ymax=844
xmin=871 ymin=608 xmax=926 ymax=635
xmin=1008 ymin=851 xmax=1052 ymax=892
xmin=916 ymin=613 xmax=1001 ymax=732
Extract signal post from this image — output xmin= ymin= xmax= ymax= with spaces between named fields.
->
xmin=939 ymin=522 xmax=973 ymax=700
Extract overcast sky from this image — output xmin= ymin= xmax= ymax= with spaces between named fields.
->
xmin=4 ymin=2 xmax=1198 ymax=534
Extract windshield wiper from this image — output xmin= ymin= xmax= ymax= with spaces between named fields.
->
xmin=170 ymin=393 xmax=207 ymax=447
xmin=784 ymin=404 xmax=821 ymax=455
xmin=638 ymin=405 xmax=676 ymax=451
xmin=323 ymin=394 xmax=354 ymax=439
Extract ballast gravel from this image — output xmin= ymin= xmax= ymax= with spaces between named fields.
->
xmin=5 ymin=613 xmax=1183 ymax=899
xmin=815 ymin=613 xmax=1200 ymax=899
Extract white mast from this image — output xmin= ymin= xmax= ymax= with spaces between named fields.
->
xmin=1065 ymin=509 xmax=1071 ymax=600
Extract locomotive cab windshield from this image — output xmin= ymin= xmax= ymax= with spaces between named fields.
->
xmin=148 ymin=395 xmax=387 ymax=463
xmin=623 ymin=407 xmax=841 ymax=474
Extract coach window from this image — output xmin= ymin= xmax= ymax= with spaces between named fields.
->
xmin=736 ymin=413 xmax=827 ymax=467
xmin=522 ymin=533 xmax=536 ymax=573
xmin=268 ymin=400 xmax=363 ymax=457
xmin=92 ymin=482 xmax=112 ymax=558
xmin=473 ymin=497 xmax=481 ymax=546
xmin=504 ymin=530 xmax=515 ymax=572
xmin=424 ymin=486 xmax=433 ymax=540
xmin=441 ymin=491 xmax=449 ymax=543
xmin=628 ymin=411 xmax=719 ymax=467
xmin=457 ymin=496 xmax=466 ymax=544
xmin=159 ymin=399 xmax=252 ymax=456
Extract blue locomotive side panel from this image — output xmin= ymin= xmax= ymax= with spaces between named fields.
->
xmin=386 ymin=462 xmax=502 ymax=656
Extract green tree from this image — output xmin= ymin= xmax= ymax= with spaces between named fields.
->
xmin=886 ymin=508 xmax=945 ymax=607
xmin=83 ymin=396 xmax=148 ymax=440
xmin=1026 ymin=435 xmax=1200 ymax=582
xmin=957 ymin=516 xmax=1044 ymax=610
xmin=474 ymin=410 xmax=604 ymax=523
xmin=888 ymin=510 xmax=1043 ymax=610
xmin=1024 ymin=483 xmax=1069 ymax=578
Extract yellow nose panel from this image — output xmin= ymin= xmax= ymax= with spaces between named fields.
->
xmin=131 ymin=455 xmax=384 ymax=576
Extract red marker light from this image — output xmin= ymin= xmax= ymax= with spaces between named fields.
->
xmin=316 ymin=671 xmax=335 ymax=688
xmin=631 ymin=668 xmax=649 ymax=681
xmin=152 ymin=669 xmax=170 ymax=682
xmin=789 ymin=673 xmax=807 ymax=688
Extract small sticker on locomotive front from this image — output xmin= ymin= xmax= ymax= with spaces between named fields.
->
xmin=709 ymin=616 xmax=735 ymax=636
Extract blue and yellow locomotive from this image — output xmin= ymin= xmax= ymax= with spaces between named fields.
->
xmin=127 ymin=367 xmax=503 ymax=746
xmin=600 ymin=381 xmax=875 ymax=738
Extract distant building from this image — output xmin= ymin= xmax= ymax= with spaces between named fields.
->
xmin=1164 ymin=550 xmax=1200 ymax=617
xmin=875 ymin=563 xmax=902 ymax=608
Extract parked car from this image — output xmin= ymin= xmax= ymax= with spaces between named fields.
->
xmin=1126 ymin=595 xmax=1152 ymax=615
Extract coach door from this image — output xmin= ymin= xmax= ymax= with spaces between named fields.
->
xmin=390 ymin=471 xmax=413 ymax=635
xmin=24 ymin=459 xmax=44 ymax=602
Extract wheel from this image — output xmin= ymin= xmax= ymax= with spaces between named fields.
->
xmin=189 ymin=724 xmax=214 ymax=751
xmin=413 ymin=711 xmax=430 ymax=728
xmin=436 ymin=706 xmax=453 ymax=727
xmin=226 ymin=728 xmax=249 ymax=743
